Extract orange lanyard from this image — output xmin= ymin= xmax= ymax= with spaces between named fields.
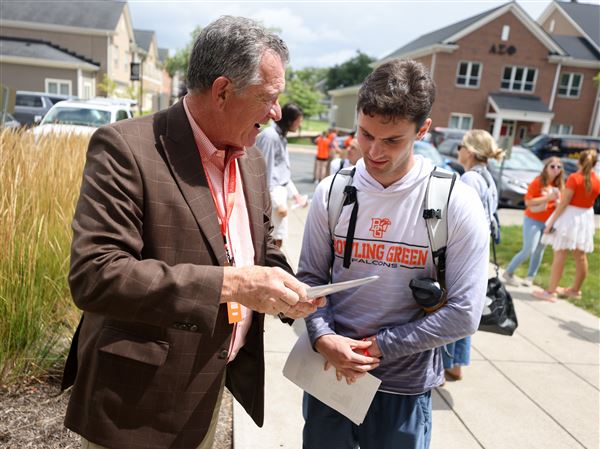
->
xmin=203 ymin=158 xmax=237 ymax=266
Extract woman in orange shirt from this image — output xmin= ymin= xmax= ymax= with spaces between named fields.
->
xmin=503 ymin=157 xmax=564 ymax=287
xmin=534 ymin=149 xmax=600 ymax=301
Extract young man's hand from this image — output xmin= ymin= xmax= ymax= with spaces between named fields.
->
xmin=314 ymin=334 xmax=380 ymax=384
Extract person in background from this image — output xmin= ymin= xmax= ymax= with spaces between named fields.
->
xmin=299 ymin=58 xmax=489 ymax=449
xmin=314 ymin=131 xmax=331 ymax=183
xmin=329 ymin=138 xmax=362 ymax=175
xmin=256 ymin=103 xmax=307 ymax=248
xmin=533 ymin=149 xmax=600 ymax=302
xmin=503 ymin=157 xmax=564 ymax=287
xmin=326 ymin=127 xmax=340 ymax=174
xmin=343 ymin=131 xmax=355 ymax=150
xmin=62 ymin=16 xmax=323 ymax=449
xmin=444 ymin=129 xmax=504 ymax=381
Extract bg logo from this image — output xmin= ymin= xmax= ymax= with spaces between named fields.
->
xmin=369 ymin=218 xmax=391 ymax=238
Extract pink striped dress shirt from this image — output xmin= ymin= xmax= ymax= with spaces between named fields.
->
xmin=183 ymin=96 xmax=254 ymax=362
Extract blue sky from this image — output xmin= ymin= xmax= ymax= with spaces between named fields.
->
xmin=127 ymin=1 xmax=592 ymax=68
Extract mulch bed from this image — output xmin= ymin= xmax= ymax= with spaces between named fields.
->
xmin=0 ymin=378 xmax=232 ymax=449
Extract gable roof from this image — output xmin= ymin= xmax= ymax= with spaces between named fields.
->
xmin=158 ymin=48 xmax=169 ymax=63
xmin=489 ymin=92 xmax=552 ymax=113
xmin=551 ymin=34 xmax=600 ymax=61
xmin=0 ymin=36 xmax=100 ymax=70
xmin=556 ymin=1 xmax=600 ymax=49
xmin=378 ymin=2 xmax=565 ymax=63
xmin=134 ymin=29 xmax=155 ymax=53
xmin=381 ymin=3 xmax=506 ymax=60
xmin=0 ymin=1 xmax=126 ymax=32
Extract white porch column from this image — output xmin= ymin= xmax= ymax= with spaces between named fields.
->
xmin=77 ymin=68 xmax=82 ymax=98
xmin=541 ymin=119 xmax=551 ymax=134
xmin=492 ymin=116 xmax=503 ymax=141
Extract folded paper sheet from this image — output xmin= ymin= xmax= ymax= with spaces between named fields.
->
xmin=283 ymin=331 xmax=381 ymax=425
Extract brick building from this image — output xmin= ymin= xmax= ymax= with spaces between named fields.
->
xmin=329 ymin=1 xmax=600 ymax=143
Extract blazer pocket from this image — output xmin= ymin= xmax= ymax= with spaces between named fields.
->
xmin=97 ymin=326 xmax=169 ymax=367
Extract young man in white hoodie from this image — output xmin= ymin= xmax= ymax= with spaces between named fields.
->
xmin=298 ymin=59 xmax=490 ymax=449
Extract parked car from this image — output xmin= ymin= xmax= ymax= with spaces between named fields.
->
xmin=520 ymin=134 xmax=600 ymax=161
xmin=32 ymin=100 xmax=133 ymax=139
xmin=435 ymin=138 xmax=465 ymax=173
xmin=429 ymin=127 xmax=467 ymax=148
xmin=1 ymin=113 xmax=20 ymax=129
xmin=413 ymin=141 xmax=460 ymax=172
xmin=488 ymin=147 xmax=544 ymax=208
xmin=13 ymin=91 xmax=74 ymax=126
xmin=437 ymin=139 xmax=543 ymax=208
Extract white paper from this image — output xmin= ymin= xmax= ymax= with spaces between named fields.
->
xmin=306 ymin=275 xmax=379 ymax=299
xmin=282 ymin=331 xmax=381 ymax=425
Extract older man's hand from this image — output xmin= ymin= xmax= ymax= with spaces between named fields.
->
xmin=222 ymin=266 xmax=321 ymax=316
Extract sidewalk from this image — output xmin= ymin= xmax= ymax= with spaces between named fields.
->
xmin=233 ymin=207 xmax=600 ymax=449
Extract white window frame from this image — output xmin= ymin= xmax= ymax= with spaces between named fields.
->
xmin=558 ymin=72 xmax=583 ymax=99
xmin=500 ymin=65 xmax=537 ymax=93
xmin=45 ymin=78 xmax=72 ymax=96
xmin=455 ymin=61 xmax=482 ymax=89
xmin=448 ymin=113 xmax=473 ymax=130
xmin=550 ymin=123 xmax=573 ymax=135
xmin=501 ymin=25 xmax=510 ymax=41
xmin=549 ymin=19 xmax=555 ymax=33
xmin=114 ymin=44 xmax=120 ymax=69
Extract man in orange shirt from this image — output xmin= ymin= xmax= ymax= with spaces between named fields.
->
xmin=314 ymin=131 xmax=331 ymax=182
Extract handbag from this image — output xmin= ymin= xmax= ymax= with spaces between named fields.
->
xmin=478 ymin=231 xmax=518 ymax=336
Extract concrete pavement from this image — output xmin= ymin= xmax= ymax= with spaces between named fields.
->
xmin=233 ymin=206 xmax=599 ymax=449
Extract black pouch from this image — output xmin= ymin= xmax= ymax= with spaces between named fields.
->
xmin=479 ymin=276 xmax=518 ymax=336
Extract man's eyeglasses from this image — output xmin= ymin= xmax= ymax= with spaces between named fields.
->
xmin=549 ymin=164 xmax=562 ymax=169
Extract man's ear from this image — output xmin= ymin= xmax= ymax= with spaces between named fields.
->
xmin=417 ymin=118 xmax=432 ymax=140
xmin=212 ymin=76 xmax=232 ymax=109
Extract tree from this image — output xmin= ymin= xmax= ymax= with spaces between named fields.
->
xmin=325 ymin=50 xmax=376 ymax=91
xmin=97 ymin=74 xmax=118 ymax=97
xmin=281 ymin=75 xmax=325 ymax=119
xmin=164 ymin=26 xmax=203 ymax=78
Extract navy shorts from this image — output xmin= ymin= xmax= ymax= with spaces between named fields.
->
xmin=303 ymin=389 xmax=432 ymax=449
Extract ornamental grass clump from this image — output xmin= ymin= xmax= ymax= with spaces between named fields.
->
xmin=0 ymin=128 xmax=88 ymax=387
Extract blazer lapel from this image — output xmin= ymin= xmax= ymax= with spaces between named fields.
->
xmin=159 ymin=102 xmax=227 ymax=265
xmin=238 ymin=156 xmax=264 ymax=263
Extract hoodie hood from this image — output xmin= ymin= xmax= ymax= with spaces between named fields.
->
xmin=353 ymin=155 xmax=434 ymax=195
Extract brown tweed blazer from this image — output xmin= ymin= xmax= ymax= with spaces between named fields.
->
xmin=62 ymin=101 xmax=292 ymax=449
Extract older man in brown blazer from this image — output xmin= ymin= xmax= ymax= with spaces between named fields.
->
xmin=62 ymin=16 xmax=323 ymax=449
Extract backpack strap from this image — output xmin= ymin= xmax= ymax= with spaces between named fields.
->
xmin=327 ymin=167 xmax=356 ymax=238
xmin=326 ymin=167 xmax=357 ymax=269
xmin=423 ymin=167 xmax=457 ymax=292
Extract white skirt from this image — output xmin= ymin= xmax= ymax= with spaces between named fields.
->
xmin=541 ymin=205 xmax=596 ymax=252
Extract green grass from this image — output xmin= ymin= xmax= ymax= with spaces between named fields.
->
xmin=300 ymin=119 xmax=329 ymax=134
xmin=495 ymin=225 xmax=600 ymax=317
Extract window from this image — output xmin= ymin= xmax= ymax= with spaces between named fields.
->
xmin=114 ymin=44 xmax=119 ymax=69
xmin=448 ymin=113 xmax=472 ymax=130
xmin=116 ymin=110 xmax=129 ymax=121
xmin=549 ymin=124 xmax=573 ymax=134
xmin=16 ymin=94 xmax=43 ymax=107
xmin=501 ymin=25 xmax=510 ymax=41
xmin=456 ymin=61 xmax=481 ymax=88
xmin=558 ymin=72 xmax=583 ymax=98
xmin=45 ymin=79 xmax=71 ymax=96
xmin=549 ymin=19 xmax=555 ymax=33
xmin=501 ymin=66 xmax=537 ymax=92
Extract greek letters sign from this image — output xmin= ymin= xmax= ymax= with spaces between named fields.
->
xmin=489 ymin=44 xmax=516 ymax=55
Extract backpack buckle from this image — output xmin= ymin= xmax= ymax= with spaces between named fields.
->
xmin=423 ymin=208 xmax=442 ymax=219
